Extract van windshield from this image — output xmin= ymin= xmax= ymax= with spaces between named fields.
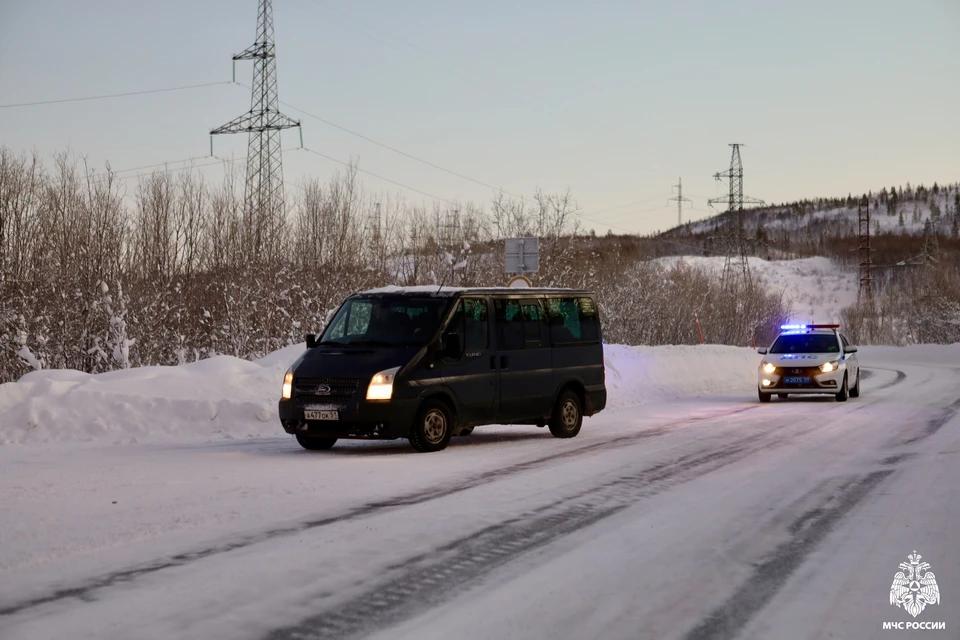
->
xmin=320 ymin=296 xmax=451 ymax=347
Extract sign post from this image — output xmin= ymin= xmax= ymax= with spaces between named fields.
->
xmin=504 ymin=237 xmax=539 ymax=279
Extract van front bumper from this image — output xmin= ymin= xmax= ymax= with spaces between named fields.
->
xmin=278 ymin=397 xmax=418 ymax=439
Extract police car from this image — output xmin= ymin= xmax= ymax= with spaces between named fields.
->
xmin=757 ymin=324 xmax=861 ymax=402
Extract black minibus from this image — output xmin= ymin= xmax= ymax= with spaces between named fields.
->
xmin=278 ymin=287 xmax=606 ymax=452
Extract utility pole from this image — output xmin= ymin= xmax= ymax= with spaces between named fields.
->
xmin=708 ymin=144 xmax=763 ymax=286
xmin=668 ymin=177 xmax=692 ymax=226
xmin=857 ymin=195 xmax=873 ymax=301
xmin=210 ymin=0 xmax=301 ymax=262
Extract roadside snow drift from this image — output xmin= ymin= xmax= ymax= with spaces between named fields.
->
xmin=0 ymin=344 xmax=758 ymax=445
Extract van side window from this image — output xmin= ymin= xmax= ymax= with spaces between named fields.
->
xmin=496 ymin=299 xmax=525 ymax=350
xmin=579 ymin=297 xmax=600 ymax=342
xmin=520 ymin=299 xmax=545 ymax=347
xmin=546 ymin=297 xmax=582 ymax=343
xmin=462 ymin=298 xmax=488 ymax=352
xmin=495 ymin=299 xmax=545 ymax=349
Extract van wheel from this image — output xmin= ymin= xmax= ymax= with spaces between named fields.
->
xmin=410 ymin=400 xmax=453 ymax=452
xmin=835 ymin=374 xmax=849 ymax=402
xmin=296 ymin=434 xmax=337 ymax=450
xmin=549 ymin=390 xmax=582 ymax=438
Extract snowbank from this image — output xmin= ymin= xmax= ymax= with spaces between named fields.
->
xmin=0 ymin=344 xmax=758 ymax=446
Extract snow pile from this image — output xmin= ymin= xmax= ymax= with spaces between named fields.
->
xmin=0 ymin=343 xmax=758 ymax=446
xmin=657 ymin=256 xmax=857 ymax=323
xmin=603 ymin=344 xmax=756 ymax=409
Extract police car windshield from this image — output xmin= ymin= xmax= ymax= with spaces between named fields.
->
xmin=770 ymin=333 xmax=840 ymax=354
xmin=320 ymin=296 xmax=450 ymax=346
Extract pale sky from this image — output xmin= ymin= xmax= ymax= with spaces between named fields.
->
xmin=1 ymin=0 xmax=958 ymax=235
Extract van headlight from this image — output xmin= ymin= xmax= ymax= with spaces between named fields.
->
xmin=281 ymin=369 xmax=294 ymax=400
xmin=366 ymin=366 xmax=400 ymax=401
xmin=762 ymin=362 xmax=776 ymax=375
xmin=820 ymin=360 xmax=840 ymax=373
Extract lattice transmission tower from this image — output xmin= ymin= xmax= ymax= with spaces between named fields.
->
xmin=857 ymin=195 xmax=873 ymax=301
xmin=708 ymin=144 xmax=763 ymax=285
xmin=211 ymin=0 xmax=301 ymax=261
xmin=668 ymin=177 xmax=692 ymax=226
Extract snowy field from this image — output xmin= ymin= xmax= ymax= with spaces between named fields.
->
xmin=657 ymin=256 xmax=858 ymax=324
xmin=2 ymin=343 xmax=959 ymax=639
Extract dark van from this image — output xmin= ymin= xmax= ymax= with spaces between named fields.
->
xmin=278 ymin=287 xmax=606 ymax=452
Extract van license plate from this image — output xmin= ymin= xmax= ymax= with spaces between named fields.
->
xmin=305 ymin=410 xmax=338 ymax=421
xmin=784 ymin=376 xmax=810 ymax=385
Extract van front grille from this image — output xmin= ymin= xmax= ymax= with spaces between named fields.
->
xmin=294 ymin=377 xmax=361 ymax=400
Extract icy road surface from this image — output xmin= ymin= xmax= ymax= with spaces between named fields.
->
xmin=1 ymin=346 xmax=958 ymax=639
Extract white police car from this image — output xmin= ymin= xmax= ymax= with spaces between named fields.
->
xmin=757 ymin=324 xmax=861 ymax=402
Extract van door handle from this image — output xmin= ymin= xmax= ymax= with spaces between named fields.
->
xmin=500 ymin=355 xmax=509 ymax=369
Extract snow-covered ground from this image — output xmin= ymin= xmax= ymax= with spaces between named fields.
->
xmin=657 ymin=256 xmax=858 ymax=324
xmin=2 ymin=343 xmax=959 ymax=639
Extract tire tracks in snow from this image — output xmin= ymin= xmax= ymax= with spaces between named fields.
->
xmin=262 ymin=434 xmax=779 ymax=640
xmin=682 ymin=468 xmax=895 ymax=640
xmin=0 ymin=404 xmax=759 ymax=618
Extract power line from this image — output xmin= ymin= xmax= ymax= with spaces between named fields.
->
xmin=233 ymin=81 xmax=525 ymax=199
xmin=300 ymin=147 xmax=458 ymax=205
xmin=0 ymin=80 xmax=232 ymax=109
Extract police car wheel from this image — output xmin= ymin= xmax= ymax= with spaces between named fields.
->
xmin=849 ymin=371 xmax=861 ymax=398
xmin=758 ymin=389 xmax=771 ymax=403
xmin=295 ymin=434 xmax=338 ymax=450
xmin=410 ymin=400 xmax=453 ymax=452
xmin=549 ymin=390 xmax=583 ymax=438
xmin=835 ymin=374 xmax=849 ymax=402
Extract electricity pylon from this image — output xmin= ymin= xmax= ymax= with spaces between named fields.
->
xmin=211 ymin=0 xmax=301 ymax=262
xmin=668 ymin=177 xmax=692 ymax=226
xmin=857 ymin=195 xmax=873 ymax=301
xmin=709 ymin=144 xmax=763 ymax=286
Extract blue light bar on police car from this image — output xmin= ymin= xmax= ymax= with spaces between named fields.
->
xmin=780 ymin=323 xmax=840 ymax=332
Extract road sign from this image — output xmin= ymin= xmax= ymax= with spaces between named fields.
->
xmin=504 ymin=237 xmax=539 ymax=274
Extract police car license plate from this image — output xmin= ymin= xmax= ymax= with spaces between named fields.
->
xmin=784 ymin=376 xmax=810 ymax=385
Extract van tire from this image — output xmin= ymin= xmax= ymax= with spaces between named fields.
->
xmin=410 ymin=400 xmax=454 ymax=452
xmin=295 ymin=434 xmax=337 ymax=450
xmin=549 ymin=389 xmax=583 ymax=438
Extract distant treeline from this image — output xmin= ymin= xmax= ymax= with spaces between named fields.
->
xmin=1 ymin=148 xmax=789 ymax=382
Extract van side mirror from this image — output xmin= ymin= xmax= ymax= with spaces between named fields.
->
xmin=441 ymin=333 xmax=462 ymax=359
xmin=843 ymin=346 xmax=857 ymax=354
xmin=305 ymin=333 xmax=317 ymax=349
xmin=757 ymin=348 xmax=767 ymax=355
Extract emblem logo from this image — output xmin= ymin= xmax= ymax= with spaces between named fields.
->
xmin=316 ymin=383 xmax=332 ymax=396
xmin=890 ymin=551 xmax=940 ymax=618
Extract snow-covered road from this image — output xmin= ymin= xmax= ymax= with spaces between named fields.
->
xmin=2 ymin=347 xmax=959 ymax=639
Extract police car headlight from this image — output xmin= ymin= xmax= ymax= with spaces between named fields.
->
xmin=820 ymin=360 xmax=840 ymax=373
xmin=281 ymin=369 xmax=294 ymax=400
xmin=762 ymin=362 xmax=776 ymax=375
xmin=366 ymin=366 xmax=400 ymax=401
